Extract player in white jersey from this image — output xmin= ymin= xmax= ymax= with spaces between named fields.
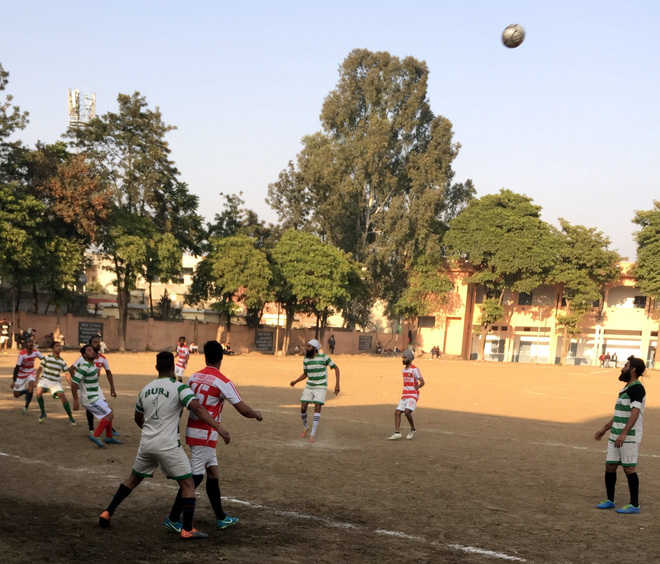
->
xmin=12 ymin=338 xmax=44 ymax=413
xmin=387 ymin=349 xmax=425 ymax=440
xmin=98 ymin=351 xmax=230 ymax=539
xmin=34 ymin=341 xmax=76 ymax=424
xmin=175 ymin=336 xmax=190 ymax=382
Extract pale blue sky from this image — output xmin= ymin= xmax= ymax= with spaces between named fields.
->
xmin=2 ymin=0 xmax=658 ymax=258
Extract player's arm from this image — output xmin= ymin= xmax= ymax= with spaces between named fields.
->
xmin=189 ymin=399 xmax=231 ymax=444
xmin=105 ymin=369 xmax=117 ymax=398
xmin=415 ymin=369 xmax=425 ymax=390
xmin=594 ymin=417 xmax=614 ymax=440
xmin=614 ymin=408 xmax=641 ymax=447
xmin=332 ymin=364 xmax=340 ymax=395
xmin=134 ymin=410 xmax=145 ymax=428
xmin=232 ymin=401 xmax=263 ymax=421
xmin=70 ymin=380 xmax=80 ymax=410
xmin=290 ymin=372 xmax=307 ymax=387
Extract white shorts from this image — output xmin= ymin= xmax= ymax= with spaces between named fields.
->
xmin=37 ymin=379 xmax=64 ymax=396
xmin=0 ymin=336 xmax=8 ymax=344
xmin=190 ymin=445 xmax=218 ymax=475
xmin=606 ymin=440 xmax=640 ymax=467
xmin=84 ymin=399 xmax=112 ymax=419
xmin=133 ymin=446 xmax=192 ymax=480
xmin=13 ymin=375 xmax=36 ymax=392
xmin=301 ymin=387 xmax=327 ymax=405
xmin=396 ymin=398 xmax=418 ymax=412
xmin=175 ymin=366 xmax=185 ymax=380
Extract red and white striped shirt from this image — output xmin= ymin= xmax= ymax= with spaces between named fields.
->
xmin=175 ymin=345 xmax=190 ymax=369
xmin=401 ymin=365 xmax=422 ymax=401
xmin=185 ymin=366 xmax=241 ymax=448
xmin=16 ymin=349 xmax=44 ymax=379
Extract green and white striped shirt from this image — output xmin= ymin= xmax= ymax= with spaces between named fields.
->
xmin=72 ymin=359 xmax=104 ymax=406
xmin=609 ymin=380 xmax=646 ymax=445
xmin=303 ymin=353 xmax=336 ymax=389
xmin=39 ymin=354 xmax=68 ymax=384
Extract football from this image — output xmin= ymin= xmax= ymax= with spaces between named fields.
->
xmin=502 ymin=24 xmax=525 ymax=48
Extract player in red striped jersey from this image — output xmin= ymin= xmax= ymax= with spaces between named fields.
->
xmin=166 ymin=340 xmax=262 ymax=532
xmin=175 ymin=336 xmax=190 ymax=382
xmin=387 ymin=349 xmax=425 ymax=440
xmin=12 ymin=338 xmax=44 ymax=413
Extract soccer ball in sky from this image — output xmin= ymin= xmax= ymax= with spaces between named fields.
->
xmin=502 ymin=24 xmax=525 ymax=48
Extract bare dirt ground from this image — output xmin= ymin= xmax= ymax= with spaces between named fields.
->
xmin=1 ymin=351 xmax=660 ymax=563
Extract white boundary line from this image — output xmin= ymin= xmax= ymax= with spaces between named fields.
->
xmin=0 ymin=449 xmax=526 ymax=562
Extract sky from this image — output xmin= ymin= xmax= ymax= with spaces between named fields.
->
xmin=2 ymin=0 xmax=659 ymax=259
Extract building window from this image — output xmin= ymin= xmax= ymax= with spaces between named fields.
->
xmin=634 ymin=296 xmax=646 ymax=309
xmin=418 ymin=316 xmax=435 ymax=328
xmin=518 ymin=292 xmax=532 ymax=306
xmin=500 ymin=326 xmax=508 ymax=332
xmin=182 ymin=267 xmax=193 ymax=275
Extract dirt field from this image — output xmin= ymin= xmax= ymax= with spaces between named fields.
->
xmin=1 ymin=351 xmax=659 ymax=563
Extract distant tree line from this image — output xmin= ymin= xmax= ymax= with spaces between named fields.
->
xmin=1 ymin=52 xmax=659 ymax=360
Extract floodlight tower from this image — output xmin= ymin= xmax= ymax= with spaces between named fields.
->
xmin=67 ymin=88 xmax=96 ymax=128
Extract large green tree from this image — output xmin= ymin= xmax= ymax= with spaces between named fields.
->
xmin=67 ymin=92 xmax=202 ymax=349
xmin=187 ymin=235 xmax=272 ymax=335
xmin=268 ymin=49 xmax=474 ymax=315
xmin=633 ymin=201 xmax=660 ymax=367
xmin=552 ymin=219 xmax=621 ymax=363
xmin=444 ymin=189 xmax=561 ymax=359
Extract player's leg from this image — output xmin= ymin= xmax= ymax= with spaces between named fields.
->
xmin=616 ymin=443 xmax=640 ymax=513
xmin=388 ymin=405 xmax=404 ymax=439
xmin=300 ymin=400 xmax=310 ymax=437
xmin=86 ymin=409 xmax=95 ymax=434
xmin=24 ymin=380 xmax=35 ymax=412
xmin=404 ymin=408 xmax=416 ymax=439
xmin=55 ymin=391 xmax=76 ymax=424
xmin=310 ymin=402 xmax=323 ymax=441
xmin=99 ymin=470 xmax=145 ymax=527
xmin=36 ymin=386 xmax=47 ymax=422
xmin=206 ymin=463 xmax=239 ymax=529
xmin=166 ymin=446 xmax=205 ymax=530
xmin=597 ymin=440 xmax=620 ymax=509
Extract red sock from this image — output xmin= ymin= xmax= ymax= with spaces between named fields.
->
xmin=93 ymin=418 xmax=108 ymax=438
xmin=105 ymin=419 xmax=113 ymax=438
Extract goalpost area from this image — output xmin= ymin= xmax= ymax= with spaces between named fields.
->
xmin=1 ymin=353 xmax=658 ymax=563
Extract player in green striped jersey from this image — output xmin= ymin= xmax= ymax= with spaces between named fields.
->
xmin=290 ymin=339 xmax=340 ymax=442
xmin=34 ymin=341 xmax=76 ymax=424
xmin=594 ymin=356 xmax=646 ymax=514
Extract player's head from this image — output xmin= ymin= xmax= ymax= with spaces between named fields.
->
xmin=156 ymin=351 xmax=175 ymax=376
xmin=89 ymin=334 xmax=101 ymax=351
xmin=306 ymin=339 xmax=321 ymax=358
xmin=52 ymin=341 xmax=61 ymax=355
xmin=178 ymin=336 xmax=186 ymax=345
xmin=620 ymin=356 xmax=646 ymax=382
xmin=25 ymin=337 xmax=34 ymax=351
xmin=80 ymin=344 xmax=95 ymax=360
xmin=401 ymin=349 xmax=414 ymax=366
xmin=204 ymin=340 xmax=224 ymax=367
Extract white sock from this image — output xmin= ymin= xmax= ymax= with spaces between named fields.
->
xmin=301 ymin=412 xmax=308 ymax=428
xmin=311 ymin=413 xmax=321 ymax=436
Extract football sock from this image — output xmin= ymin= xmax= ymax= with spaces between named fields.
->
xmin=15 ymin=390 xmax=26 ymax=397
xmin=605 ymin=471 xmax=616 ymax=502
xmin=626 ymin=472 xmax=639 ymax=506
xmin=37 ymin=395 xmax=45 ymax=416
xmin=301 ymin=412 xmax=308 ymax=428
xmin=311 ymin=413 xmax=321 ymax=436
xmin=181 ymin=497 xmax=196 ymax=532
xmin=93 ymin=418 xmax=110 ymax=438
xmin=193 ymin=474 xmax=204 ymax=488
xmin=24 ymin=391 xmax=33 ymax=409
xmin=107 ymin=484 xmax=132 ymax=516
xmin=62 ymin=401 xmax=73 ymax=419
xmin=106 ymin=420 xmax=113 ymax=438
xmin=206 ymin=478 xmax=226 ymax=520
xmin=86 ymin=410 xmax=94 ymax=431
xmin=168 ymin=490 xmax=183 ymax=522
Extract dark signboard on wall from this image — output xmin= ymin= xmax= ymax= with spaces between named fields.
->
xmin=78 ymin=322 xmax=104 ymax=346
xmin=358 ymin=335 xmax=373 ymax=351
xmin=255 ymin=330 xmax=274 ymax=352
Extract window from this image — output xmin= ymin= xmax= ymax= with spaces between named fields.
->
xmin=518 ymin=292 xmax=532 ymax=306
xmin=418 ymin=316 xmax=435 ymax=328
xmin=561 ymin=297 xmax=567 ymax=307
xmin=634 ymin=296 xmax=646 ymax=309
xmin=182 ymin=267 xmax=193 ymax=275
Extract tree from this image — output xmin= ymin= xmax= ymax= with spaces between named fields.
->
xmin=272 ymin=230 xmax=361 ymax=349
xmin=187 ymin=235 xmax=272 ymax=336
xmin=633 ymin=201 xmax=660 ymax=368
xmin=67 ymin=92 xmax=202 ymax=349
xmin=552 ymin=219 xmax=621 ymax=363
xmin=268 ymin=49 xmax=474 ymax=314
xmin=444 ymin=189 xmax=560 ymax=359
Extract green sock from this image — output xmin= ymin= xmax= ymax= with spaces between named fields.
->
xmin=62 ymin=401 xmax=73 ymax=419
xmin=37 ymin=396 xmax=45 ymax=416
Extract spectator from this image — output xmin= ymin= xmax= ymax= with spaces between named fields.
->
xmin=328 ymin=334 xmax=336 ymax=355
xmin=189 ymin=342 xmax=198 ymax=354
xmin=0 ymin=319 xmax=10 ymax=353
xmin=604 ymin=352 xmax=611 ymax=368
xmin=611 ymin=352 xmax=618 ymax=368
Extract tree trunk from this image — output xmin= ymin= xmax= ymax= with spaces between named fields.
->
xmin=480 ymin=327 xmax=488 ymax=360
xmin=32 ymin=281 xmax=39 ymax=314
xmin=283 ymin=304 xmax=295 ymax=356
xmin=314 ymin=312 xmax=320 ymax=339
xmin=119 ymin=285 xmax=129 ymax=352
xmin=148 ymin=281 xmax=154 ymax=318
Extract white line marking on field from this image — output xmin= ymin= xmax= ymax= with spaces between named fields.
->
xmin=0 ymin=449 xmax=526 ymax=562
